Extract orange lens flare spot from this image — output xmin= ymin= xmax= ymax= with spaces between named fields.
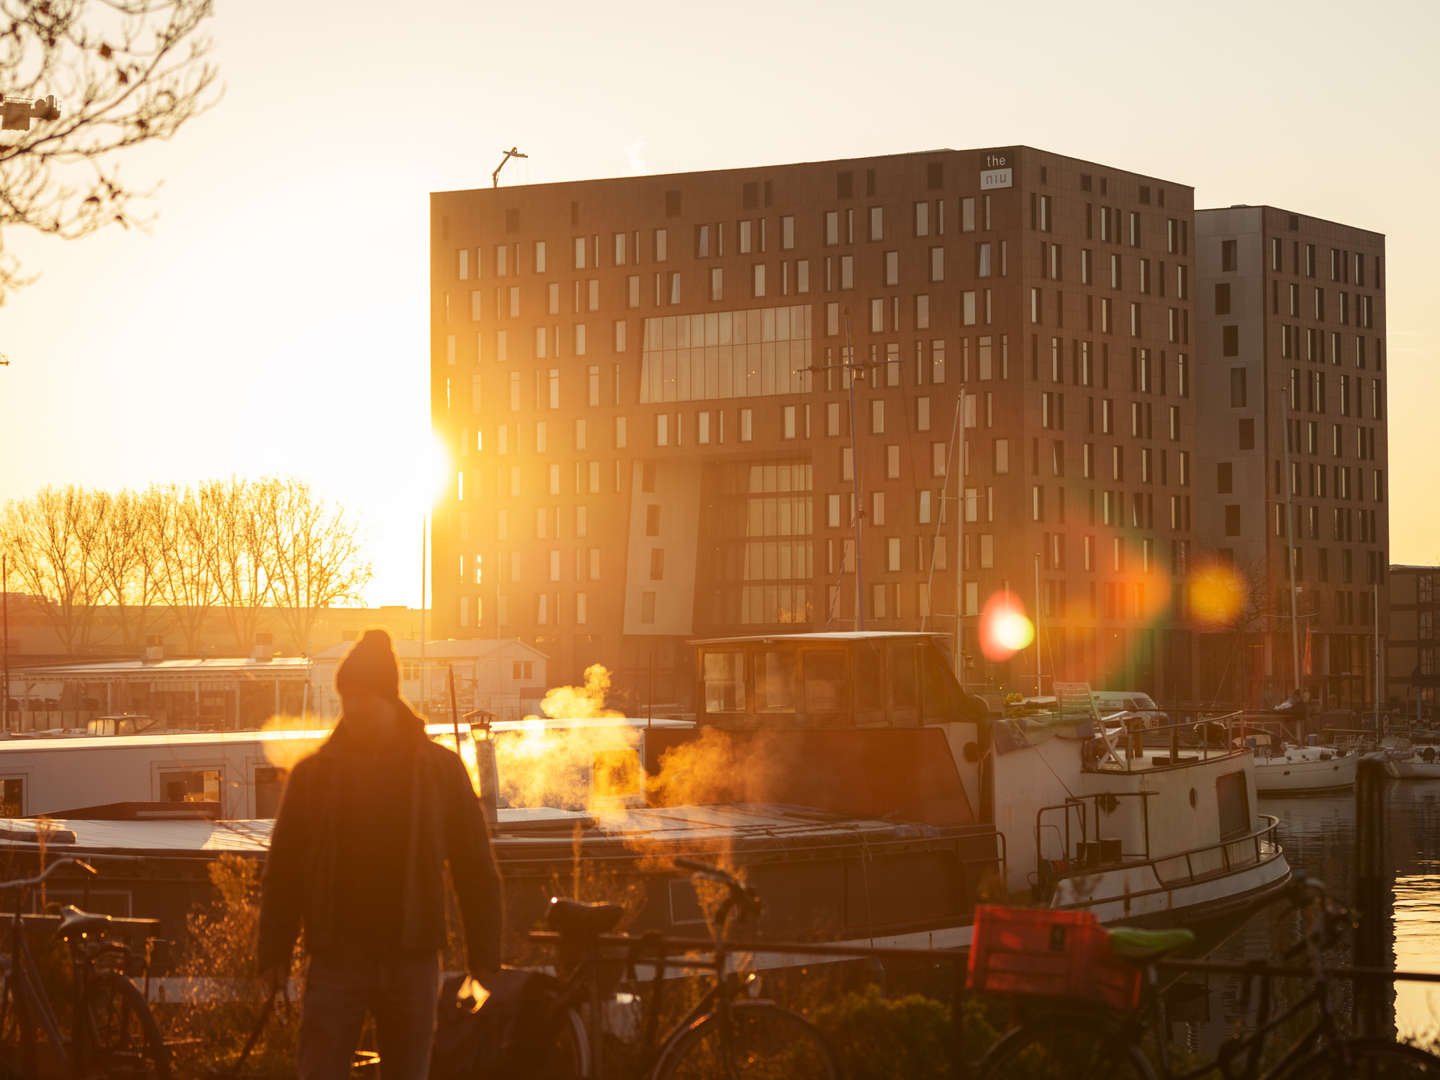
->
xmin=1188 ymin=563 xmax=1247 ymax=628
xmin=979 ymin=593 xmax=1035 ymax=661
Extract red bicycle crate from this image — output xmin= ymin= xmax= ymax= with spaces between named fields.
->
xmin=966 ymin=905 xmax=1142 ymax=1011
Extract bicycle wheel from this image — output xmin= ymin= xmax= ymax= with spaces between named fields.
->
xmin=1275 ymin=1039 xmax=1440 ymax=1079
xmin=82 ymin=971 xmax=170 ymax=1080
xmin=652 ymin=1000 xmax=838 ymax=1080
xmin=976 ymin=1014 xmax=1153 ymax=1080
xmin=535 ymin=1005 xmax=587 ymax=1080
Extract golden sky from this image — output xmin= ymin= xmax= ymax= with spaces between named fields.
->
xmin=1 ymin=0 xmax=1436 ymax=606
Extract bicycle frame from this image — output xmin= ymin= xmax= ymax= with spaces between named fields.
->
xmin=0 ymin=857 xmax=154 ymax=1079
xmin=538 ymin=865 xmax=766 ymax=1079
xmin=1153 ymin=968 xmax=1338 ymax=1080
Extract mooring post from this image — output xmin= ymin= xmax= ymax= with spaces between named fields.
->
xmin=1354 ymin=757 xmax=1389 ymax=1039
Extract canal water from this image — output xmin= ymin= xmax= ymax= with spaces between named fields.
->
xmin=1204 ymin=778 xmax=1440 ymax=1044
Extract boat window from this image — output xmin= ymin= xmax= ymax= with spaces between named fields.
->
xmin=802 ymin=650 xmax=850 ymax=723
xmin=1216 ymin=770 xmax=1249 ymax=839
xmin=159 ymin=768 xmax=223 ymax=814
xmin=254 ymin=766 xmax=288 ymax=818
xmin=854 ymin=640 xmax=885 ymax=722
xmin=919 ymin=644 xmax=965 ymax=722
xmin=755 ymin=650 xmax=796 ymax=713
xmin=0 ymin=778 xmax=22 ymax=817
xmin=702 ymin=650 xmax=746 ymax=714
xmin=889 ymin=643 xmax=920 ymax=726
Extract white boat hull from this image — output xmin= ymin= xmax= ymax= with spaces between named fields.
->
xmin=1254 ymin=751 xmax=1358 ymax=795
xmin=1392 ymin=755 xmax=1440 ymax=780
xmin=1050 ymin=814 xmax=1291 ymax=925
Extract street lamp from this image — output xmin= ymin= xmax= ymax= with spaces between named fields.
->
xmin=418 ymin=435 xmax=452 ymax=717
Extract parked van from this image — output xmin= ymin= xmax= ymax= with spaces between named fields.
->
xmin=1092 ymin=690 xmax=1169 ymax=730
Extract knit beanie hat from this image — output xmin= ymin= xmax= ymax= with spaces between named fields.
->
xmin=335 ymin=629 xmax=401 ymax=700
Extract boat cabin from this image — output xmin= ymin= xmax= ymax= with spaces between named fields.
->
xmin=693 ymin=632 xmax=986 ymax=730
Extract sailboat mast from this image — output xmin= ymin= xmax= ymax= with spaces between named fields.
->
xmin=845 ymin=312 xmax=864 ymax=630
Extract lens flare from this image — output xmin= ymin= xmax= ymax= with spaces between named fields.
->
xmin=979 ymin=592 xmax=1035 ymax=661
xmin=1188 ymin=562 xmax=1247 ymax=628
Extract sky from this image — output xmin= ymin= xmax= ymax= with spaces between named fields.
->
xmin=1 ymin=0 xmax=1437 ymax=606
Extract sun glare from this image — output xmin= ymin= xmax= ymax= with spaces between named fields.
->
xmin=1187 ymin=562 xmax=1248 ymax=628
xmin=979 ymin=592 xmax=1035 ymax=661
xmin=418 ymin=431 xmax=452 ymax=513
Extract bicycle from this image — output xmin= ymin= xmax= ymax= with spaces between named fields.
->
xmin=972 ymin=872 xmax=1440 ymax=1079
xmin=0 ymin=856 xmax=169 ymax=1079
xmin=530 ymin=856 xmax=839 ymax=1079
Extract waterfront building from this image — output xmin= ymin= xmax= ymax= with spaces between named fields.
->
xmin=1386 ymin=564 xmax=1437 ymax=721
xmin=1194 ymin=208 xmax=1388 ymax=709
xmin=429 ymin=147 xmax=1202 ymax=705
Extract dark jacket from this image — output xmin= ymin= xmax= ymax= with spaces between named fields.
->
xmin=257 ymin=701 xmax=503 ymax=973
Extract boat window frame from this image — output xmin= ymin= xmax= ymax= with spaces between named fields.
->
xmin=799 ymin=647 xmax=852 ymax=726
xmin=153 ymin=762 xmax=227 ymax=816
xmin=700 ymin=647 xmax=749 ymax=717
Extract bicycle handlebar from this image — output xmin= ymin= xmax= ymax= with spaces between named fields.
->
xmin=674 ymin=858 xmax=761 ymax=917
xmin=0 ymin=858 xmax=97 ymax=894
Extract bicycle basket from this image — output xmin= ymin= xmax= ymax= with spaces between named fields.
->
xmin=966 ymin=905 xmax=1141 ymax=1011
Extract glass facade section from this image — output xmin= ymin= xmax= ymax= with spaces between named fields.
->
xmin=700 ymin=460 xmax=814 ymax=628
xmin=639 ymin=305 xmax=813 ymax=403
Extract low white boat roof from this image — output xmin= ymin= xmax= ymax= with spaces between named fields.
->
xmin=0 ymin=803 xmax=915 ymax=855
xmin=690 ymin=631 xmax=945 ymax=645
xmin=490 ymin=716 xmax=693 ymax=732
xmin=0 ymin=716 xmax=691 ymax=754
xmin=14 ymin=658 xmax=311 ymax=678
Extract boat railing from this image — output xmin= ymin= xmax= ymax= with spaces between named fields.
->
xmin=1129 ymin=813 xmax=1282 ymax=894
xmin=1033 ymin=791 xmax=1157 ymax=886
xmin=1084 ymin=710 xmax=1251 ymax=773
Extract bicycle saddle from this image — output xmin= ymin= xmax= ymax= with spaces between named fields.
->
xmin=1106 ymin=926 xmax=1195 ymax=962
xmin=56 ymin=905 xmax=113 ymax=941
xmin=547 ymin=897 xmax=623 ymax=938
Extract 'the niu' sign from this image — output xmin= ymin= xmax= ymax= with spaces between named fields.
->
xmin=980 ymin=151 xmax=1013 ymax=190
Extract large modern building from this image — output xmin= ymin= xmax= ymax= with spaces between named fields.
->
xmin=430 ymin=147 xmax=1205 ymax=706
xmin=1194 ymin=207 xmax=1388 ymax=709
xmin=1387 ymin=564 xmax=1436 ymax=721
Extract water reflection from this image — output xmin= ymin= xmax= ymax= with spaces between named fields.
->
xmin=1197 ymin=781 xmax=1440 ymax=1047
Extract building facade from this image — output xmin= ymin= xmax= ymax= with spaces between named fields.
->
xmin=430 ymin=147 xmax=1203 ymax=704
xmin=1194 ymin=207 xmax=1388 ymax=709
xmin=1387 ymin=565 xmax=1437 ymax=721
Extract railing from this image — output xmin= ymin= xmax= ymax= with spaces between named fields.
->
xmin=1083 ymin=710 xmax=1252 ymax=773
xmin=1049 ymin=814 xmax=1284 ymax=911
xmin=1034 ymin=791 xmax=1157 ymax=875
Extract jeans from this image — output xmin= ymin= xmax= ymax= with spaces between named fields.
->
xmin=298 ymin=953 xmax=441 ymax=1080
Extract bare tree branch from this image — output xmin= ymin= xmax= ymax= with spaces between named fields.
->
xmin=0 ymin=0 xmax=219 ymax=300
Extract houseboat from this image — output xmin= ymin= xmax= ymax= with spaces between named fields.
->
xmin=0 ymin=632 xmax=1288 ymax=953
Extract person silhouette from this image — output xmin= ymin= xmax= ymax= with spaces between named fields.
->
xmin=258 ymin=629 xmax=503 ymax=1079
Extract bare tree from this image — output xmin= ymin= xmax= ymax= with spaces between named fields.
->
xmin=204 ymin=476 xmax=273 ymax=653
xmin=260 ymin=479 xmax=371 ymax=655
xmin=92 ymin=485 xmax=163 ymax=650
xmin=0 ymin=485 xmax=108 ymax=652
xmin=0 ymin=0 xmax=219 ymax=299
xmin=147 ymin=482 xmax=216 ymax=653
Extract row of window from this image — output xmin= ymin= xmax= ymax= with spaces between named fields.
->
xmin=1029 ymin=289 xmax=1190 ymax=343
xmin=1271 ymin=460 xmax=1386 ymax=503
xmin=1264 ymin=502 xmax=1385 ymax=543
xmin=1224 ymin=366 xmax=1385 ymax=421
xmin=452 ymin=192 xmax=1194 ymax=288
